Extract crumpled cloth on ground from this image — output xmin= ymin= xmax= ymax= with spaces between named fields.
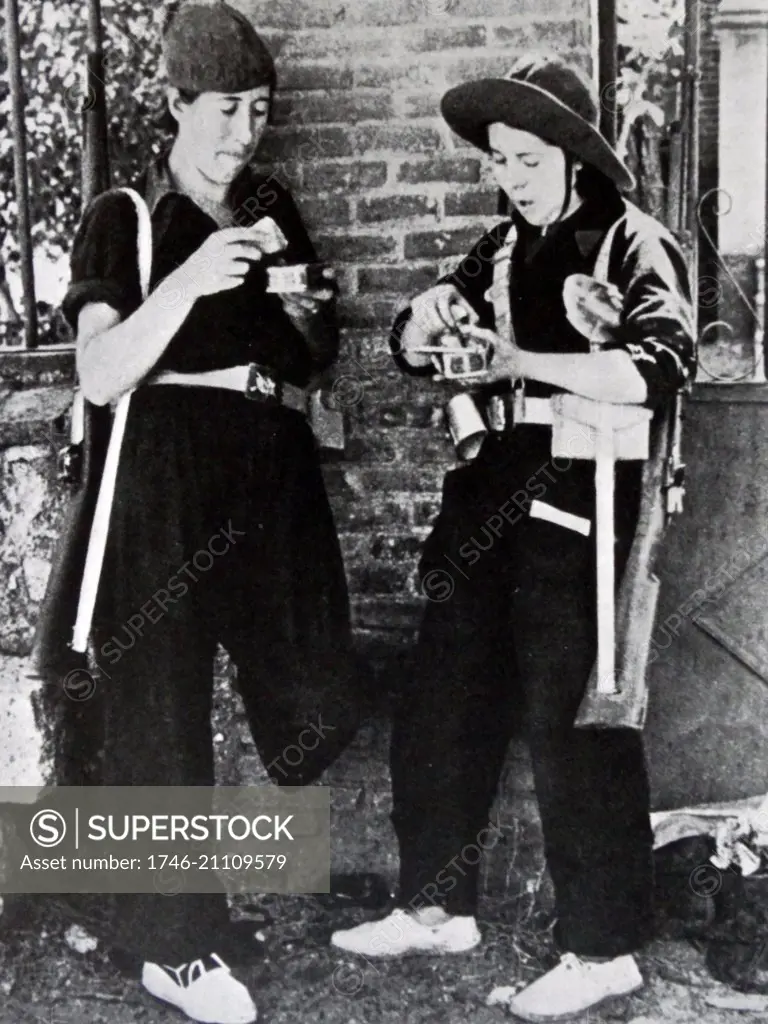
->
xmin=651 ymin=793 xmax=768 ymax=856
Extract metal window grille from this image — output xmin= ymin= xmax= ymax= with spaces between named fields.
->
xmin=2 ymin=0 xmax=107 ymax=351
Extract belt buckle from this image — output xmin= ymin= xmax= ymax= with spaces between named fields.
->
xmin=245 ymin=363 xmax=281 ymax=404
xmin=512 ymin=379 xmax=526 ymax=424
xmin=486 ymin=395 xmax=506 ymax=433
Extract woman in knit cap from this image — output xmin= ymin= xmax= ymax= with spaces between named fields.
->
xmin=62 ymin=3 xmax=359 ymax=1020
xmin=332 ymin=54 xmax=696 ymax=1021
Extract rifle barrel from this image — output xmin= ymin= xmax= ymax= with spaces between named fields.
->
xmin=82 ymin=0 xmax=110 ymax=208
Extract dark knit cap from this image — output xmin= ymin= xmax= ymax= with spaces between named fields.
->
xmin=162 ymin=1 xmax=275 ymax=93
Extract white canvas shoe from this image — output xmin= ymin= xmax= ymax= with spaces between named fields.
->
xmin=331 ymin=907 xmax=481 ymax=958
xmin=141 ymin=952 xmax=257 ymax=1024
xmin=504 ymin=953 xmax=643 ymax=1021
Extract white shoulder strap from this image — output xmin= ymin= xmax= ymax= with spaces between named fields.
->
xmin=592 ymin=213 xmax=627 ymax=285
xmin=72 ymin=187 xmax=153 ymax=654
xmin=485 ymin=221 xmax=518 ymax=342
xmin=117 ymin=187 xmax=152 ymax=300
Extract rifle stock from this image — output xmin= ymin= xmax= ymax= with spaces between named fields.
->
xmin=575 ymin=406 xmax=671 ymax=730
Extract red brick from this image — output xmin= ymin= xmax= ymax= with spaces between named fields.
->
xmin=332 ymin=369 xmax=415 ymax=410
xmin=243 ymin=0 xmax=342 ymax=29
xmin=492 ymin=18 xmax=581 ymax=49
xmin=355 ymin=61 xmax=442 ymax=90
xmin=344 ymin=371 xmax=444 ymax=409
xmin=339 ymin=534 xmax=373 ymax=563
xmin=348 ymin=427 xmax=453 ymax=463
xmin=276 ymin=29 xmax=365 ymax=62
xmin=344 ymin=431 xmax=401 ymax=464
xmin=445 ymin=188 xmax=500 ymax=217
xmin=350 ymin=597 xmax=423 ymax=633
xmin=358 ymin=194 xmax=438 ymax=223
xmin=294 ymin=195 xmax=351 ymax=228
xmin=414 ymin=24 xmax=487 ymax=51
xmin=329 ymin=496 xmax=412 ymax=532
xmin=369 ymin=378 xmax=446 ymax=408
xmin=413 ymin=497 xmax=442 ymax=527
xmin=336 ymin=350 xmax=407 ymax=383
xmin=368 ymin=533 xmax=425 ymax=563
xmin=358 ymin=265 xmax=439 ymax=294
xmin=303 ymin=161 xmax=388 ymax=194
xmin=315 ymin=234 xmax=399 ymax=264
xmin=323 ymin=464 xmax=445 ymax=496
xmin=400 ymin=93 xmax=444 ymax=119
xmin=444 ymin=53 xmax=517 ymax=86
xmin=238 ymin=754 xmax=270 ymax=785
xmin=272 ymin=92 xmax=393 ymax=126
xmin=277 ymin=64 xmax=354 ymax=91
xmin=455 ymin=0 xmax=578 ymax=14
xmin=450 ymin=131 xmax=481 ymax=151
xmin=355 ymin=124 xmax=444 ymax=156
xmin=342 ymin=532 xmax=427 ymax=566
xmin=259 ymin=126 xmax=357 ymax=163
xmin=355 ymin=338 xmax=412 ymax=375
xmin=408 ymin=565 xmax=448 ymax=600
xmin=277 ymin=23 xmax=483 ymax=61
xmin=404 ymin=227 xmax=480 ymax=259
xmin=337 ymin=296 xmax=404 ymax=329
xmin=348 ymin=565 xmax=411 ymax=596
xmin=251 ymin=161 xmax=303 ymax=192
xmin=356 ymin=401 xmax=442 ymax=429
xmin=253 ymin=29 xmax=285 ymax=54
xmin=397 ymin=158 xmax=481 ymax=184
xmin=340 ymin=0 xmax=434 ymax=27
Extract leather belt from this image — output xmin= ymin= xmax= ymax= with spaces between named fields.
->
xmin=506 ymin=395 xmax=554 ymax=425
xmin=486 ymin=391 xmax=555 ymax=432
xmin=148 ymin=363 xmax=308 ymax=415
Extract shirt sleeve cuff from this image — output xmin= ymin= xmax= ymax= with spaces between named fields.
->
xmin=390 ymin=307 xmax=436 ymax=378
xmin=61 ymin=279 xmax=135 ymax=332
xmin=602 ymin=325 xmax=692 ymax=404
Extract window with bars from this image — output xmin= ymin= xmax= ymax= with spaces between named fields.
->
xmin=1 ymin=0 xmax=165 ymax=353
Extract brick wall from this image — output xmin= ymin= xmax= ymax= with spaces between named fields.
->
xmin=0 ymin=0 xmax=592 ymax=893
xmin=241 ymin=0 xmax=593 ymax=648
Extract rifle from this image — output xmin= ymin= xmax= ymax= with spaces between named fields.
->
xmin=27 ymin=0 xmax=112 ymax=684
xmin=480 ymin=215 xmax=688 ymax=731
xmin=574 ymin=399 xmax=679 ymax=729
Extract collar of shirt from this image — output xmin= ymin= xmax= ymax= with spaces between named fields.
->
xmin=511 ymin=191 xmax=626 ymax=266
xmin=143 ymin=150 xmax=256 ymax=216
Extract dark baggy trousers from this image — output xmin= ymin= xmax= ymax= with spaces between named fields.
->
xmin=73 ymin=389 xmax=360 ymax=963
xmin=390 ymin=434 xmax=655 ymax=958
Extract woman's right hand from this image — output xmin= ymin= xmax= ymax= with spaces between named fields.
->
xmin=409 ymin=284 xmax=478 ymax=342
xmin=178 ymin=226 xmax=267 ymax=300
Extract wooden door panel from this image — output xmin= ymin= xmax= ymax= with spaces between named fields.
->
xmin=645 ymin=387 xmax=768 ymax=809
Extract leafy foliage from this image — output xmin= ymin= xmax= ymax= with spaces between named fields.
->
xmin=616 ymin=0 xmax=687 ymax=139
xmin=0 ymin=0 xmax=168 ymax=330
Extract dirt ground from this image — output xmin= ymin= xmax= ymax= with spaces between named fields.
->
xmin=0 ymin=887 xmax=764 ymax=1024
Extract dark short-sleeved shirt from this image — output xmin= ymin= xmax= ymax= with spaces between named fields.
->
xmin=62 ymin=155 xmax=338 ymax=387
xmin=390 ymin=191 xmax=695 ymax=407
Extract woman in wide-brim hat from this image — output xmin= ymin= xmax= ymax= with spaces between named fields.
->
xmin=332 ymin=54 xmax=696 ymax=1021
xmin=50 ymin=3 xmax=362 ymax=1021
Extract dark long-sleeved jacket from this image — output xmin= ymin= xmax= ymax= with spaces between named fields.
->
xmin=390 ymin=190 xmax=695 ymax=407
xmin=389 ymin=191 xmax=696 ymax=532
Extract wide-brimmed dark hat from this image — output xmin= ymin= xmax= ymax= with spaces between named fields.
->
xmin=441 ymin=56 xmax=634 ymax=191
xmin=163 ymin=1 xmax=275 ymax=94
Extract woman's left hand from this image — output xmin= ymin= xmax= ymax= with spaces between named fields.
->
xmin=279 ymin=288 xmax=334 ymax=323
xmin=438 ymin=323 xmax=526 ymax=384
